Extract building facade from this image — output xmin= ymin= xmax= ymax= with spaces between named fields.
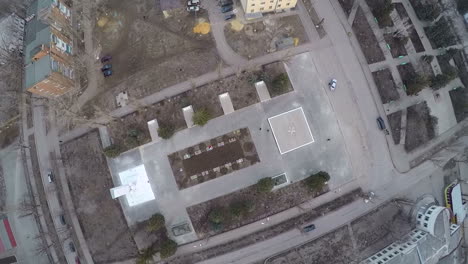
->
xmin=240 ymin=0 xmax=298 ymax=14
xmin=24 ymin=0 xmax=75 ymax=97
xmin=0 ymin=13 xmax=25 ymax=64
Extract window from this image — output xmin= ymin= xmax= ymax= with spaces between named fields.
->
xmin=277 ymin=4 xmax=281 ymax=7
xmin=269 ymin=5 xmax=272 ymax=8
xmin=66 ymin=44 xmax=72 ymax=54
xmin=260 ymin=7 xmax=264 ymax=10
xmin=251 ymin=9 xmax=254 ymax=12
xmin=260 ymin=1 xmax=265 ymax=4
xmin=286 ymin=3 xmax=290 ymax=5
xmin=251 ymin=3 xmax=255 ymax=6
xmin=51 ymin=34 xmax=57 ymax=43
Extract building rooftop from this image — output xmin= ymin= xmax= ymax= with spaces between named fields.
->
xmin=25 ymin=54 xmax=51 ymax=89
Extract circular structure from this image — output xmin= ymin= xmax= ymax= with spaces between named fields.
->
xmin=416 ymin=205 xmax=450 ymax=237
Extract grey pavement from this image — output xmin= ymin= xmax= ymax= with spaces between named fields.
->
xmin=0 ymin=143 xmax=49 ymax=264
xmin=204 ymin=0 xmax=248 ymax=67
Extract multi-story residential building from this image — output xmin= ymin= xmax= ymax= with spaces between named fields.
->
xmin=240 ymin=0 xmax=297 ymax=16
xmin=0 ymin=13 xmax=25 ymax=64
xmin=24 ymin=0 xmax=75 ymax=97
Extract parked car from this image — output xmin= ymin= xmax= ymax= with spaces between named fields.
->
xmin=221 ymin=0 xmax=233 ymax=7
xmin=221 ymin=5 xmax=233 ymax=13
xmin=59 ymin=215 xmax=66 ymax=225
xmin=47 ymin=171 xmax=53 ymax=183
xmin=188 ymin=0 xmax=200 ymax=5
xmin=103 ymin=69 xmax=113 ymax=77
xmin=303 ymin=224 xmax=316 ymax=232
xmin=187 ymin=5 xmax=200 ymax=11
xmin=224 ymin=14 xmax=236 ymax=21
xmin=100 ymin=55 xmax=112 ymax=63
xmin=328 ymin=79 xmax=337 ymax=91
xmin=101 ymin=64 xmax=112 ymax=71
xmin=69 ymin=242 xmax=76 ymax=252
xmin=376 ymin=117 xmax=386 ymax=130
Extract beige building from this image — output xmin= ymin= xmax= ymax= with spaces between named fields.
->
xmin=240 ymin=0 xmax=297 ymax=14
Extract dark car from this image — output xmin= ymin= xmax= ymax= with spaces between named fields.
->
xmin=69 ymin=242 xmax=76 ymax=252
xmin=221 ymin=0 xmax=233 ymax=7
xmin=303 ymin=224 xmax=316 ymax=232
xmin=103 ymin=69 xmax=113 ymax=77
xmin=221 ymin=5 xmax=233 ymax=13
xmin=101 ymin=64 xmax=112 ymax=71
xmin=100 ymin=55 xmax=112 ymax=63
xmin=376 ymin=117 xmax=386 ymax=130
xmin=224 ymin=14 xmax=236 ymax=21
xmin=59 ymin=215 xmax=66 ymax=225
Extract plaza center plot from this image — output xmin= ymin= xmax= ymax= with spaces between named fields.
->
xmin=268 ymin=107 xmax=315 ymax=154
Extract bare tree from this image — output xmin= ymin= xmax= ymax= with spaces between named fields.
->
xmin=17 ymin=195 xmax=40 ymax=218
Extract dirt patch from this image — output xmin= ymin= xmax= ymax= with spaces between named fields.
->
xmin=420 ymin=56 xmax=435 ymax=78
xmin=224 ymin=15 xmax=308 ymax=59
xmin=88 ymin=1 xmax=219 ymax=110
xmin=61 ymin=131 xmax=138 ymax=263
xmin=437 ymin=54 xmax=455 ymax=76
xmin=168 ymin=128 xmax=259 ymax=189
xmin=0 ymin=121 xmax=19 ymax=149
xmin=372 ymin=69 xmax=400 ymax=103
xmin=449 ymin=88 xmax=468 ymax=122
xmin=452 ymin=50 xmax=468 ymax=88
xmin=187 ymin=179 xmax=330 ymax=237
xmin=387 ymin=111 xmax=402 ymax=144
xmin=263 ymin=62 xmax=293 ymax=97
xmin=405 ymin=102 xmax=437 ymax=152
xmin=397 ymin=63 xmax=417 ymax=94
xmin=365 ymin=0 xmax=394 ymax=28
xmin=351 ymin=203 xmax=411 ymax=254
xmin=266 ymin=226 xmax=353 ymax=264
xmin=394 ymin=3 xmax=425 ymax=53
xmin=384 ymin=34 xmax=408 ymax=58
xmin=167 ymin=189 xmax=363 ymax=264
xmin=424 ymin=17 xmax=457 ymax=49
xmin=337 ymin=0 xmax=355 ymax=16
xmin=352 ymin=7 xmax=385 ymax=64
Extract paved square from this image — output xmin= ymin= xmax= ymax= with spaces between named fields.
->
xmin=268 ymin=107 xmax=314 ymax=154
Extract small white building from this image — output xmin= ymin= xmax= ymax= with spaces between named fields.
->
xmin=0 ymin=13 xmax=25 ymax=64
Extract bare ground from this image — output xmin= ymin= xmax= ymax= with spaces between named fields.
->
xmin=449 ymin=88 xmax=468 ymax=123
xmin=372 ymin=68 xmax=400 ymax=104
xmin=387 ymin=111 xmax=402 ymax=144
xmin=187 ymin=179 xmax=330 ymax=237
xmin=352 ymin=7 xmax=386 ymax=64
xmin=224 ymin=15 xmax=308 ymax=59
xmin=60 ymin=131 xmax=138 ymax=263
xmin=166 ymin=189 xmax=363 ymax=264
xmin=394 ymin=3 xmax=425 ymax=53
xmin=85 ymin=0 xmax=220 ymax=111
xmin=365 ymin=0 xmax=394 ymax=28
xmin=337 ymin=0 xmax=355 ymax=17
xmin=405 ymin=102 xmax=437 ymax=152
xmin=384 ymin=34 xmax=408 ymax=58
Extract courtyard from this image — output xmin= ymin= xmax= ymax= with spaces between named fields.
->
xmin=104 ymin=52 xmax=354 ymax=246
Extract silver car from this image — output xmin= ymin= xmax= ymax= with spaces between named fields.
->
xmin=329 ymin=79 xmax=337 ymax=91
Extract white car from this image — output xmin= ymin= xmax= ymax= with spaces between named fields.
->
xmin=188 ymin=0 xmax=200 ymax=6
xmin=328 ymin=79 xmax=337 ymax=91
xmin=187 ymin=5 xmax=200 ymax=11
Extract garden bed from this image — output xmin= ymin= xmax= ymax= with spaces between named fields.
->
xmin=449 ymin=88 xmax=468 ymax=123
xmin=405 ymin=102 xmax=437 ymax=152
xmin=352 ymin=7 xmax=386 ymax=64
xmin=453 ymin=50 xmax=468 ymax=87
xmin=372 ymin=69 xmax=400 ymax=103
xmin=337 ymin=0 xmax=355 ymax=16
xmin=397 ymin=63 xmax=417 ymax=93
xmin=387 ymin=111 xmax=402 ymax=144
xmin=384 ymin=34 xmax=408 ymax=58
xmin=424 ymin=17 xmax=457 ymax=49
xmin=187 ymin=179 xmax=330 ymax=237
xmin=394 ymin=3 xmax=425 ymax=53
xmin=365 ymin=0 xmax=394 ymax=28
xmin=168 ymin=128 xmax=259 ymax=189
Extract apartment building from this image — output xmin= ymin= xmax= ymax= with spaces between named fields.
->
xmin=0 ymin=13 xmax=25 ymax=64
xmin=240 ymin=0 xmax=298 ymax=15
xmin=24 ymin=0 xmax=75 ymax=97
